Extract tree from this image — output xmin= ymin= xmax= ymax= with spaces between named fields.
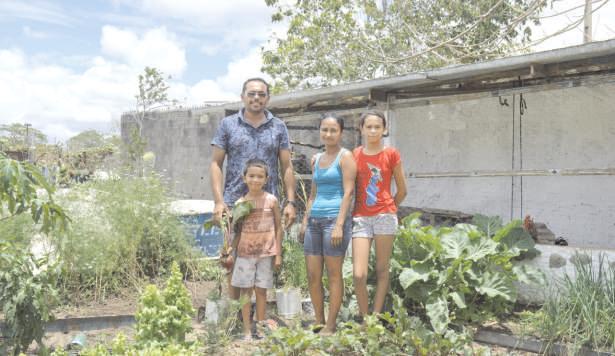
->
xmin=134 ymin=66 xmax=175 ymax=136
xmin=0 ymin=152 xmax=69 ymax=233
xmin=0 ymin=123 xmax=47 ymax=151
xmin=0 ymin=152 xmax=68 ymax=355
xmin=66 ymin=130 xmax=106 ymax=153
xmin=125 ymin=67 xmax=174 ymax=173
xmin=262 ymin=0 xmax=548 ymax=91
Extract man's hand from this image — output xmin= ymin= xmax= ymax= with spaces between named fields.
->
xmin=213 ymin=201 xmax=229 ymax=226
xmin=274 ymin=255 xmax=282 ymax=270
xmin=283 ymin=203 xmax=296 ymax=228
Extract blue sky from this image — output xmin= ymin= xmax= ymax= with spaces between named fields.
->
xmin=1 ymin=0 xmax=614 ymax=143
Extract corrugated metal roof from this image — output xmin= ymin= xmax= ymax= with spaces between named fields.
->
xmin=209 ymin=39 xmax=615 ymax=111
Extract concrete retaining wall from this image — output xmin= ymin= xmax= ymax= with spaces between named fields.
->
xmin=392 ymin=81 xmax=615 ymax=248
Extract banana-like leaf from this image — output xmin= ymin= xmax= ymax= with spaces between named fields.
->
xmin=498 ymin=227 xmax=538 ymax=258
xmin=449 ymin=291 xmax=467 ymax=309
xmin=440 ymin=230 xmax=470 ymax=260
xmin=466 ymin=236 xmax=498 ymax=261
xmin=471 ymin=214 xmax=503 ymax=237
xmin=512 ymin=263 xmax=545 ymax=285
xmin=475 ymin=270 xmax=515 ymax=301
xmin=231 ymin=200 xmax=254 ymax=228
xmin=426 ymin=296 xmax=450 ymax=334
xmin=399 ymin=263 xmax=431 ymax=289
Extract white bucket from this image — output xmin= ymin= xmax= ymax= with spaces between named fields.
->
xmin=275 ymin=288 xmax=302 ymax=318
xmin=205 ymin=299 xmax=227 ymax=323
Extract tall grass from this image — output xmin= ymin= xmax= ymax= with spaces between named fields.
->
xmin=53 ymin=174 xmax=200 ymax=302
xmin=524 ymin=253 xmax=615 ymax=353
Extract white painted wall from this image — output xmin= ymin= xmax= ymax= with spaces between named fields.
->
xmin=392 ymin=80 xmax=615 ymax=248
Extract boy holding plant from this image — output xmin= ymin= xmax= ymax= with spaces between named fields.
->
xmin=231 ymin=158 xmax=283 ymax=340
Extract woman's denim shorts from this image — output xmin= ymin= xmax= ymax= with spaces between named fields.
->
xmin=304 ymin=216 xmax=351 ymax=257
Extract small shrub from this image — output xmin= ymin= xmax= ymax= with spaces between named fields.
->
xmin=135 ymin=261 xmax=195 ymax=348
xmin=0 ymin=241 xmax=59 ymax=355
xmin=275 ymin=239 xmax=307 ymax=291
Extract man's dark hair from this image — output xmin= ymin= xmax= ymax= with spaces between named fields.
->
xmin=243 ymin=158 xmax=269 ymax=177
xmin=242 ymin=78 xmax=270 ymax=96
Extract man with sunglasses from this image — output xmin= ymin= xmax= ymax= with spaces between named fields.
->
xmin=210 ymin=77 xmax=297 ymax=298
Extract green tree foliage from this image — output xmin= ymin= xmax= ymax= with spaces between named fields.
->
xmin=263 ymin=0 xmax=546 ymax=91
xmin=0 ymin=123 xmax=47 ymax=151
xmin=133 ymin=66 xmax=175 ymax=137
xmin=0 ymin=152 xmax=69 ymax=234
xmin=125 ymin=67 xmax=174 ymax=173
xmin=66 ymin=130 xmax=106 ymax=153
xmin=0 ymin=153 xmax=66 ymax=355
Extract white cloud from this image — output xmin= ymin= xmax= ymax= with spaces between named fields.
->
xmin=170 ymin=46 xmax=270 ymax=105
xmin=100 ymin=25 xmax=187 ymax=78
xmin=0 ymin=41 xmax=269 ymax=142
xmin=133 ymin=0 xmax=277 ymax=55
xmin=0 ymin=48 xmax=138 ymax=142
xmin=215 ymin=47 xmax=271 ymax=95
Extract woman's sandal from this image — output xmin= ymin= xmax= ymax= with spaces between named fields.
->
xmin=311 ymin=324 xmax=325 ymax=334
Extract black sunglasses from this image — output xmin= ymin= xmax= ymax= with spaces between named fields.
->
xmin=246 ymin=91 xmax=268 ymax=98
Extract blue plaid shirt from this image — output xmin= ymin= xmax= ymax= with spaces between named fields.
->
xmin=211 ymin=109 xmax=291 ymax=205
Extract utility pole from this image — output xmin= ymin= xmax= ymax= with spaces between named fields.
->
xmin=584 ymin=0 xmax=592 ymax=43
xmin=24 ymin=123 xmax=31 ymax=161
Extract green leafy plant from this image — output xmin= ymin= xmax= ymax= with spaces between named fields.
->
xmin=471 ymin=213 xmax=502 ymax=237
xmin=134 ymin=261 xmax=195 ymax=348
xmin=51 ymin=332 xmax=201 ymax=356
xmin=0 ymin=242 xmax=59 ymax=355
xmin=52 ymin=174 xmax=197 ymax=302
xmin=255 ymin=324 xmax=320 ymax=356
xmin=275 ymin=239 xmax=307 ymax=291
xmin=522 ymin=253 xmax=615 ymax=353
xmin=256 ymin=294 xmax=474 ymax=356
xmin=1 ymin=152 xmax=69 ymax=234
xmin=201 ymin=297 xmax=246 ymax=354
xmin=203 ymin=200 xmax=254 ymax=272
xmin=0 ymin=153 xmax=66 ymax=355
xmin=193 ymin=258 xmax=224 ymax=282
xmin=391 ymin=213 xmax=544 ymax=334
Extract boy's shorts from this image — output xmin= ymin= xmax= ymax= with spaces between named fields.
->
xmin=352 ymin=213 xmax=398 ymax=238
xmin=231 ymin=256 xmax=274 ymax=289
xmin=303 ymin=216 xmax=351 ymax=257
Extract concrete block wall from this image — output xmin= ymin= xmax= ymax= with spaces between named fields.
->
xmin=282 ymin=113 xmax=361 ymax=174
xmin=122 ymin=109 xmax=362 ymax=201
xmin=122 ymin=108 xmax=226 ymax=199
xmin=392 ymin=81 xmax=615 ymax=248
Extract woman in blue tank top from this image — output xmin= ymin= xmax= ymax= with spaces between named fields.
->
xmin=299 ymin=112 xmax=356 ymax=335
